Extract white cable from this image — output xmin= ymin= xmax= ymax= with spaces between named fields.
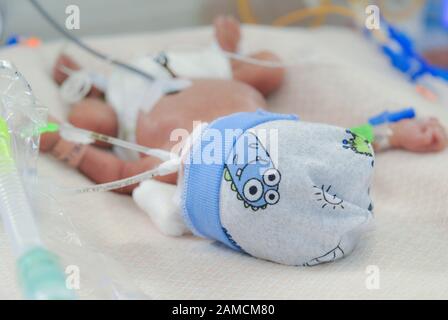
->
xmin=59 ymin=123 xmax=174 ymax=161
xmin=161 ymin=43 xmax=305 ymax=68
xmin=58 ymin=157 xmax=180 ymax=195
xmin=29 ymin=0 xmax=155 ymax=82
xmin=221 ymin=51 xmax=290 ymax=68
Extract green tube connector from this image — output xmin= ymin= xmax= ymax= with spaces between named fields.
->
xmin=39 ymin=122 xmax=60 ymax=134
xmin=350 ymin=124 xmax=374 ymax=143
xmin=0 ymin=117 xmax=11 ymax=158
xmin=18 ymin=247 xmax=76 ymax=300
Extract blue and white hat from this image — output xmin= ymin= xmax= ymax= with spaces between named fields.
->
xmin=181 ymin=110 xmax=374 ymax=266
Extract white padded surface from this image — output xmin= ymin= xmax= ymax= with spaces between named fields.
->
xmin=1 ymin=25 xmax=448 ymax=299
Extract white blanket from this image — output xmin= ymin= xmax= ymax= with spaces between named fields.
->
xmin=1 ymin=25 xmax=448 ymax=299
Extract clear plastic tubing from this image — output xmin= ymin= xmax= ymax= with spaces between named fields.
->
xmin=61 ymin=124 xmax=173 ymax=161
xmin=0 ymin=154 xmax=42 ymax=255
xmin=61 ymin=157 xmax=180 ymax=194
xmin=0 ymin=140 xmax=74 ymax=299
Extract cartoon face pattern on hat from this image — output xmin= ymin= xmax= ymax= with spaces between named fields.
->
xmin=219 ymin=120 xmax=374 ymax=266
xmin=342 ymin=129 xmax=373 ymax=157
xmin=223 ymin=132 xmax=281 ymax=211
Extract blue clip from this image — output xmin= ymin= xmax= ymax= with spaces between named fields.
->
xmin=5 ymin=35 xmax=19 ymax=46
xmin=429 ymin=66 xmax=448 ymax=81
xmin=383 ymin=20 xmax=448 ymax=83
xmin=382 ymin=46 xmax=411 ymax=73
xmin=368 ymin=108 xmax=416 ymax=126
xmin=387 ymin=24 xmax=414 ymax=56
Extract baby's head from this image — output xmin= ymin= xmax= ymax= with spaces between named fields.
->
xmin=182 ymin=110 xmax=374 ymax=266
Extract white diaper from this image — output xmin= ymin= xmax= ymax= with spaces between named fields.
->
xmin=106 ymin=45 xmax=232 ymax=161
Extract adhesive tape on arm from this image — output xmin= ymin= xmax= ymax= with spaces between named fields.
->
xmin=59 ymin=70 xmax=92 ymax=104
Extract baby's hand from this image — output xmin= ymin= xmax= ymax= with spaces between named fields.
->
xmin=389 ymin=118 xmax=447 ymax=153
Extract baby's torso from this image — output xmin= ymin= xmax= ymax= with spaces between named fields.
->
xmin=135 ymin=79 xmax=267 ymax=152
xmin=106 ymin=50 xmax=266 ymax=160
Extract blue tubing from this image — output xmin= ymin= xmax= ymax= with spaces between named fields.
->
xmin=368 ymin=108 xmax=416 ymax=126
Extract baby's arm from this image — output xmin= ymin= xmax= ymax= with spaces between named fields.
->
xmin=375 ymin=118 xmax=447 ymax=153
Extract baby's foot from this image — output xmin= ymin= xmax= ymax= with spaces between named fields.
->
xmin=389 ymin=118 xmax=448 ymax=153
xmin=214 ymin=15 xmax=241 ymax=53
xmin=53 ymin=53 xmax=81 ymax=85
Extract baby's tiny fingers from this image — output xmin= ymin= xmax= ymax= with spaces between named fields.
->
xmin=427 ymin=127 xmax=447 ymax=152
xmin=418 ymin=128 xmax=434 ymax=145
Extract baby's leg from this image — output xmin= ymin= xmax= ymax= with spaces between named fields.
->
xmin=231 ymin=51 xmax=285 ymax=97
xmin=78 ymin=145 xmax=165 ymax=193
xmin=40 ymin=98 xmax=118 ymax=152
xmin=214 ymin=16 xmax=285 ymax=97
xmin=68 ymin=98 xmax=118 ymax=148
xmin=79 ymin=138 xmax=178 ymax=194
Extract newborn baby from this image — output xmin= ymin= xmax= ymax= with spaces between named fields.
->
xmin=40 ymin=17 xmax=447 ymax=266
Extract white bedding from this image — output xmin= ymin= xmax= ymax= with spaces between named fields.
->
xmin=1 ymin=25 xmax=448 ymax=299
